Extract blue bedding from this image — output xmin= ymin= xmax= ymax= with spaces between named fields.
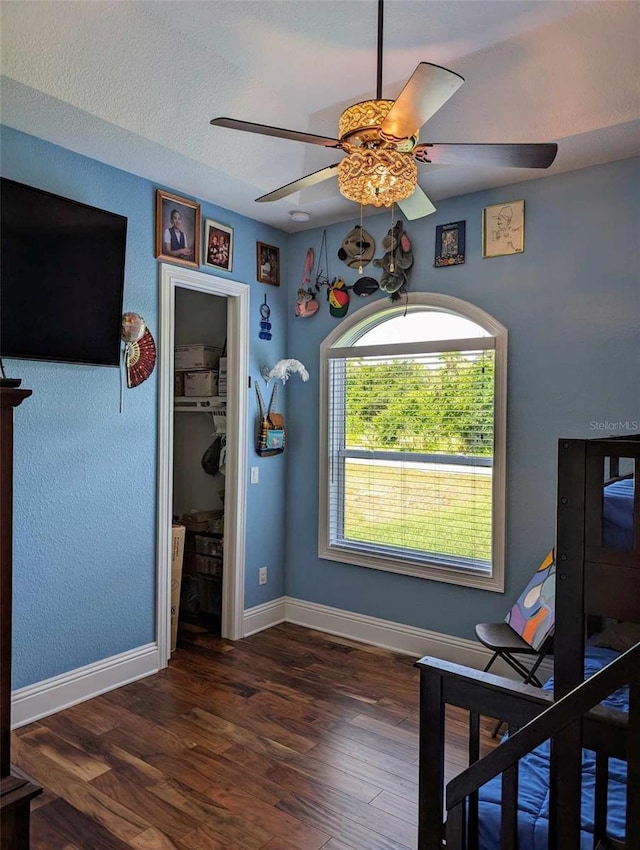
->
xmin=603 ymin=477 xmax=634 ymax=549
xmin=478 ymin=645 xmax=628 ymax=849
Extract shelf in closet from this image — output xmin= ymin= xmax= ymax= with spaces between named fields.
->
xmin=174 ymin=396 xmax=226 ymax=412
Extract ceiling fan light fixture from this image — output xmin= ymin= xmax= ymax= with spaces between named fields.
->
xmin=338 ymin=100 xmax=394 ymax=140
xmin=337 ymin=149 xmax=417 ymax=207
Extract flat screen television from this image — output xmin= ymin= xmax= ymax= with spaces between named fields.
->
xmin=1 ymin=177 xmax=127 ymax=367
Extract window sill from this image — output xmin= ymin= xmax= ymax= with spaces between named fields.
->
xmin=318 ymin=544 xmax=505 ymax=592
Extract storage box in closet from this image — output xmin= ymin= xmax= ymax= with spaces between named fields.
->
xmin=184 ymin=370 xmax=218 ymax=397
xmin=175 ymin=344 xmax=222 ymax=370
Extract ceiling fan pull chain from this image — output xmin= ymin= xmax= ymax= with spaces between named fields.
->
xmin=358 ymin=204 xmax=364 ymax=274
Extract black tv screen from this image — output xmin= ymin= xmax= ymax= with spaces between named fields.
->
xmin=1 ymin=178 xmax=127 ymax=367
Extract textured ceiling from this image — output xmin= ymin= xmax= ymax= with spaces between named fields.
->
xmin=1 ymin=1 xmax=639 ymax=233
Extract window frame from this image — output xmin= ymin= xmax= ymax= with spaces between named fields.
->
xmin=318 ymin=292 xmax=507 ymax=592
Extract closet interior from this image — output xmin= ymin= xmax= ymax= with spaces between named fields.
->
xmin=173 ymin=287 xmax=227 ymax=643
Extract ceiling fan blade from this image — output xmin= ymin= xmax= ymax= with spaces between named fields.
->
xmin=414 ymin=142 xmax=558 ymax=169
xmin=381 ymin=63 xmax=465 ymax=139
xmin=210 ymin=117 xmax=342 ymax=149
xmin=397 ymin=185 xmax=437 ymax=220
xmin=256 ymin=164 xmax=341 ymax=203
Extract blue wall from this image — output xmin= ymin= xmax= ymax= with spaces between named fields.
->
xmin=1 ymin=125 xmax=290 ymax=688
xmin=3 ymin=122 xmax=638 ymax=689
xmin=284 ymin=158 xmax=639 ymax=640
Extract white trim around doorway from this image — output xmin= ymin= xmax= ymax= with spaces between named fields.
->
xmin=157 ymin=264 xmax=250 ymax=668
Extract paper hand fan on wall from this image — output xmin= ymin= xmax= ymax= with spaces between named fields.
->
xmin=121 ymin=313 xmax=156 ymax=388
xmin=125 ymin=329 xmax=156 ymax=388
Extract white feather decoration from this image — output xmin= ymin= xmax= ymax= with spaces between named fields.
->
xmin=264 ymin=359 xmax=309 ymax=383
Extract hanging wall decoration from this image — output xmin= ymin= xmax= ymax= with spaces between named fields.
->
xmin=257 ymin=242 xmax=280 ymax=285
xmin=260 ymin=359 xmax=309 ymax=384
xmin=373 ymin=220 xmax=414 ymax=300
xmin=327 ymin=277 xmax=350 ymax=318
xmin=255 ymin=381 xmax=285 ymax=456
xmin=315 ymin=229 xmax=331 ymax=292
xmin=352 ymin=276 xmax=380 ymax=297
xmin=122 ymin=313 xmax=156 ymax=388
xmin=482 ymin=200 xmax=525 ymax=257
xmin=121 ymin=311 xmax=146 ymax=345
xmin=155 ymin=190 xmax=200 ymax=268
xmin=259 ymin=294 xmax=272 ymax=340
xmin=295 ymin=247 xmax=320 ymax=318
xmin=255 ymin=360 xmax=309 ymax=457
xmin=204 ymin=219 xmax=233 ymax=272
xmin=295 ymin=287 xmax=320 ymax=318
xmin=434 ymin=221 xmax=466 ymax=267
xmin=337 ymin=225 xmax=375 ymax=271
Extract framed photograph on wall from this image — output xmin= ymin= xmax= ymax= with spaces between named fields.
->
xmin=204 ymin=219 xmax=233 ymax=272
xmin=434 ymin=220 xmax=465 ymax=267
xmin=482 ymin=200 xmax=525 ymax=258
xmin=257 ymin=242 xmax=280 ymax=286
xmin=155 ymin=190 xmax=200 ymax=268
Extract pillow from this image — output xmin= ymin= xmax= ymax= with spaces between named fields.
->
xmin=594 ymin=621 xmax=640 ymax=652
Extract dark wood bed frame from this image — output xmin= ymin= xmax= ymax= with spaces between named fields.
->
xmin=416 ymin=435 xmax=640 ymax=849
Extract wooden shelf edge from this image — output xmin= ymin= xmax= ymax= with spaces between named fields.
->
xmin=174 ymin=396 xmax=226 ymax=411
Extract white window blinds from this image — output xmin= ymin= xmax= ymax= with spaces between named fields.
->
xmin=325 ymin=339 xmax=496 ymax=574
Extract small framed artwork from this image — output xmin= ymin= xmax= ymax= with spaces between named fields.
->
xmin=257 ymin=242 xmax=280 ymax=286
xmin=434 ymin=221 xmax=465 ymax=267
xmin=204 ymin=219 xmax=233 ymax=272
xmin=482 ymin=200 xmax=525 ymax=258
xmin=155 ymin=190 xmax=200 ymax=268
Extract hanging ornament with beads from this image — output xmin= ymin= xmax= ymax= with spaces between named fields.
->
xmin=259 ymin=293 xmax=272 ymax=340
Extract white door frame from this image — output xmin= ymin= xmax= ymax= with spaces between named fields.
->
xmin=157 ymin=263 xmax=249 ymax=667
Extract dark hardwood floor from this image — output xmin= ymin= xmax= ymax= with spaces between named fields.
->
xmin=12 ymin=623 xmax=499 ymax=849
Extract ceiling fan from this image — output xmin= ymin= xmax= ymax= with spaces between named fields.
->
xmin=210 ymin=0 xmax=558 ymax=220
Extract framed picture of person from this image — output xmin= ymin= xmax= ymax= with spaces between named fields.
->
xmin=256 ymin=242 xmax=280 ymax=286
xmin=204 ymin=219 xmax=233 ymax=272
xmin=434 ymin=220 xmax=466 ymax=267
xmin=482 ymin=200 xmax=525 ymax=258
xmin=155 ymin=190 xmax=200 ymax=268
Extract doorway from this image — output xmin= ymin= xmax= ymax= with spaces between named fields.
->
xmin=156 ymin=264 xmax=250 ymax=668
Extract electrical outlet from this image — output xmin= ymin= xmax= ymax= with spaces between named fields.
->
xmin=258 ymin=566 xmax=268 ymax=585
xmin=250 ymin=466 xmax=259 ymax=484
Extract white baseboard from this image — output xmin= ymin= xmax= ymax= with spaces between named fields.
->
xmin=12 ymin=599 xmax=552 ymax=729
xmin=11 ymin=643 xmax=159 ymax=729
xmin=284 ymin=597 xmax=488 ymax=665
xmin=243 ymin=596 xmax=553 ymax=681
xmin=242 ymin=597 xmax=287 ymax=636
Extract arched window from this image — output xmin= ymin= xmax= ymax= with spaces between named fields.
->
xmin=319 ymin=293 xmax=507 ymax=591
